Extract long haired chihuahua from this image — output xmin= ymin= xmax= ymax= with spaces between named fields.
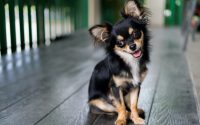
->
xmin=88 ymin=0 xmax=150 ymax=124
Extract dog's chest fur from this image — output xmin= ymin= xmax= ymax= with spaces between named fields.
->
xmin=114 ymin=50 xmax=140 ymax=86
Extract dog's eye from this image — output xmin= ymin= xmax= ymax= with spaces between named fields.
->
xmin=133 ymin=31 xmax=141 ymax=39
xmin=117 ymin=41 xmax=125 ymax=48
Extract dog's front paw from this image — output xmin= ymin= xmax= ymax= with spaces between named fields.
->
xmin=115 ymin=119 xmax=126 ymax=125
xmin=137 ymin=108 xmax=145 ymax=119
xmin=131 ymin=116 xmax=145 ymax=125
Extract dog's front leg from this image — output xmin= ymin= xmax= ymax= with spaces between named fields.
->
xmin=111 ymin=87 xmax=128 ymax=125
xmin=130 ymin=86 xmax=145 ymax=125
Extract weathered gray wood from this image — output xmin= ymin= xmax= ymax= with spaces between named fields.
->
xmin=34 ymin=84 xmax=95 ymax=125
xmin=187 ymin=35 xmax=200 ymax=117
xmin=0 ymin=33 xmax=91 ymax=87
xmin=0 ymin=31 xmax=98 ymax=112
xmin=0 ymin=31 xmax=104 ymax=125
xmin=148 ymin=28 xmax=200 ymax=125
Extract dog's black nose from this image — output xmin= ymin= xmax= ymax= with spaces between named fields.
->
xmin=129 ymin=44 xmax=136 ymax=51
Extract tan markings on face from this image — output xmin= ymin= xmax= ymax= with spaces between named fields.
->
xmin=134 ymin=31 xmax=144 ymax=49
xmin=129 ymin=27 xmax=134 ymax=35
xmin=114 ymin=31 xmax=144 ymax=53
xmin=112 ymin=75 xmax=132 ymax=87
xmin=117 ymin=35 xmax=124 ymax=41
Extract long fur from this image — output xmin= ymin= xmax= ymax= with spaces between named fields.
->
xmin=88 ymin=19 xmax=150 ymax=101
xmin=88 ymin=0 xmax=151 ymax=124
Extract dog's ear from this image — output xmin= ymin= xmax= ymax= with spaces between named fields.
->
xmin=121 ymin=0 xmax=142 ymax=18
xmin=89 ymin=23 xmax=112 ymax=43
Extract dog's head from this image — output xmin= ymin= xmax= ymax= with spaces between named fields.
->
xmin=89 ymin=0 xmax=150 ymax=60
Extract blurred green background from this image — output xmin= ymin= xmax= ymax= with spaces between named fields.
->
xmin=0 ymin=0 xmax=194 ymax=55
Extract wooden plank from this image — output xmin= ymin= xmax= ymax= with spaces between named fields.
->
xmin=0 ymin=32 xmax=96 ymax=111
xmin=0 ymin=33 xmax=91 ymax=86
xmin=148 ymin=29 xmax=199 ymax=125
xmin=0 ymin=52 xmax=102 ymax=125
xmin=35 ymin=84 xmax=109 ymax=125
xmin=0 ymin=31 xmax=92 ymax=77
xmin=34 ymin=84 xmax=93 ymax=125
xmin=0 ymin=0 xmax=7 ymax=55
xmin=187 ymin=36 xmax=200 ymax=116
xmin=0 ymin=32 xmax=104 ymax=125
xmin=0 ymin=59 xmax=90 ymax=111
xmin=29 ymin=50 xmax=103 ymax=125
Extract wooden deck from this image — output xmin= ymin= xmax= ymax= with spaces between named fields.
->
xmin=0 ymin=28 xmax=199 ymax=125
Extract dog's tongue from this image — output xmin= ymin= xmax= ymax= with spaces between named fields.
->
xmin=132 ymin=50 xmax=142 ymax=58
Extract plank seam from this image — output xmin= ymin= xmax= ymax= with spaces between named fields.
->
xmin=146 ymin=66 xmax=161 ymax=125
xmin=0 ymin=59 xmax=91 ymax=114
xmin=185 ymin=53 xmax=200 ymax=123
xmin=91 ymin=114 xmax=104 ymax=125
xmin=33 ymin=80 xmax=89 ymax=125
xmin=0 ymin=89 xmax=38 ymax=114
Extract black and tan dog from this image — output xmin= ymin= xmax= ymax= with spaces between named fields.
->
xmin=88 ymin=0 xmax=150 ymax=124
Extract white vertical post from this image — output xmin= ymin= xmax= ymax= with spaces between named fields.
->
xmin=88 ymin=0 xmax=101 ymax=27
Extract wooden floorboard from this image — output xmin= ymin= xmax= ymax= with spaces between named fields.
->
xmin=0 ymin=34 xmax=89 ymax=87
xmin=148 ymin=29 xmax=200 ymax=125
xmin=34 ymin=84 xmax=94 ymax=125
xmin=0 ymin=31 xmax=104 ymax=125
xmin=0 ymin=31 xmax=96 ymax=113
xmin=0 ymin=32 xmax=93 ymax=88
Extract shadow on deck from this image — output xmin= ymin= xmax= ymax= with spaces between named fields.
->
xmin=0 ymin=28 xmax=199 ymax=125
